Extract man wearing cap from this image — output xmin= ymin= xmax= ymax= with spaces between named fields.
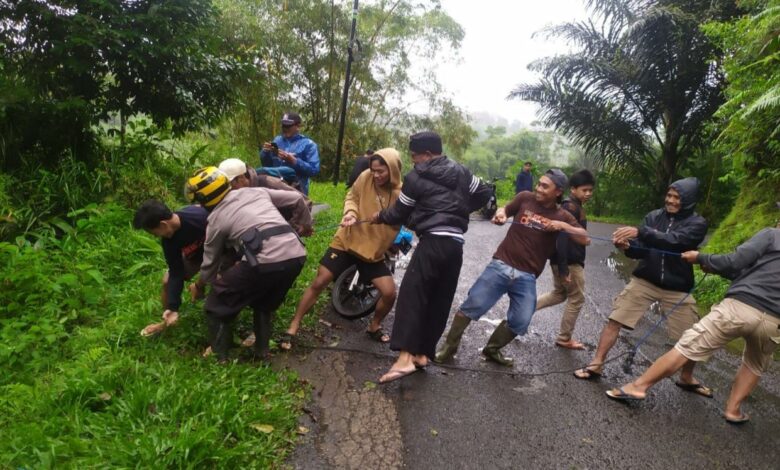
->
xmin=219 ymin=158 xmax=313 ymax=226
xmin=260 ymin=112 xmax=320 ymax=195
xmin=605 ymin=203 xmax=780 ymax=424
xmin=434 ymin=169 xmax=589 ymax=366
xmin=371 ymin=131 xmax=492 ymax=383
xmin=575 ymin=178 xmax=709 ymax=393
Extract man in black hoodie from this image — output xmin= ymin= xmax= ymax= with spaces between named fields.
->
xmin=605 ymin=203 xmax=780 ymax=424
xmin=575 ymin=178 xmax=709 ymax=395
xmin=371 ymin=131 xmax=492 ymax=383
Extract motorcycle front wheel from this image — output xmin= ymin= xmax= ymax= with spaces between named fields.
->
xmin=331 ymin=265 xmax=380 ymax=319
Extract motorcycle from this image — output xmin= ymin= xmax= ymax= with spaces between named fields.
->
xmin=331 ymin=228 xmax=413 ymax=319
xmin=480 ymin=177 xmax=502 ymax=219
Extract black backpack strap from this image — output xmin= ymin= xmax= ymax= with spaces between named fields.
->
xmin=240 ymin=224 xmax=297 ymax=267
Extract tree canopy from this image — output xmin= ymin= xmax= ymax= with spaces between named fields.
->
xmin=509 ymin=0 xmax=741 ymax=196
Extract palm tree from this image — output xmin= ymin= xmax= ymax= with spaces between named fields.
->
xmin=510 ymin=0 xmax=740 ymax=197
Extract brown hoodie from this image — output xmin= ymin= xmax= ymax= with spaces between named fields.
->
xmin=330 ymin=148 xmax=402 ymax=262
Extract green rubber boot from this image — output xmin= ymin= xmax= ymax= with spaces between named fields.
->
xmin=481 ymin=320 xmax=516 ymax=367
xmin=434 ymin=314 xmax=472 ymax=363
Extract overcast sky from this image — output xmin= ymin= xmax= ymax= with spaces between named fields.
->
xmin=435 ymin=0 xmax=589 ymax=125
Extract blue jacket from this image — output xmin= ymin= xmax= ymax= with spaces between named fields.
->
xmin=515 ymin=170 xmax=533 ymax=194
xmin=259 ymin=133 xmax=320 ymax=195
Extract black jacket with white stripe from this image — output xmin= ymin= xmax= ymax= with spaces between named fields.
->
xmin=377 ymin=155 xmax=491 ymax=239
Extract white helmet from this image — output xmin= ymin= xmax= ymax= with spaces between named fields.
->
xmin=218 ymin=158 xmax=248 ymax=182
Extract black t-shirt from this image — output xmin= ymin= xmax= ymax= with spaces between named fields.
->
xmin=162 ymin=205 xmax=208 ymax=310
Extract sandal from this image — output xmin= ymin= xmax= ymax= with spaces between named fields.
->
xmin=140 ymin=322 xmax=166 ymax=337
xmin=574 ymin=365 xmax=603 ymax=380
xmin=724 ymin=412 xmax=750 ymax=424
xmin=366 ymin=328 xmax=390 ymax=343
xmin=675 ymin=380 xmax=713 ymax=398
xmin=555 ymin=339 xmax=586 ymax=350
xmin=606 ymin=387 xmax=645 ymax=402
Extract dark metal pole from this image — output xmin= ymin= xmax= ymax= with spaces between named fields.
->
xmin=333 ymin=0 xmax=359 ymax=184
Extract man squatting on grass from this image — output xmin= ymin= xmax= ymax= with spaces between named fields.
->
xmin=186 ymin=167 xmax=312 ymax=362
xmin=371 ymin=131 xmax=492 ymax=383
xmin=574 ymin=178 xmax=709 ymax=395
xmin=534 ymin=169 xmax=596 ymax=350
xmin=605 ymin=203 xmax=780 ymax=424
xmin=133 ymin=200 xmax=208 ymax=337
xmin=435 ymin=169 xmax=589 ymax=366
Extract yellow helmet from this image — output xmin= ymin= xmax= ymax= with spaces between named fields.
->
xmin=185 ymin=166 xmax=230 ymax=209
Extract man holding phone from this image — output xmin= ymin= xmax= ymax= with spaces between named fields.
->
xmin=260 ymin=112 xmax=320 ymax=196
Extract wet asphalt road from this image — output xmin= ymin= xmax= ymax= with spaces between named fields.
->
xmin=288 ymin=220 xmax=780 ymax=469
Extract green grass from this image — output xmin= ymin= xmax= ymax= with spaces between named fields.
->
xmin=0 ymin=181 xmax=346 ymax=468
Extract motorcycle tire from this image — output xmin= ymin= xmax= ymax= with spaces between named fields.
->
xmin=481 ymin=201 xmax=497 ymax=219
xmin=331 ymin=265 xmax=379 ymax=319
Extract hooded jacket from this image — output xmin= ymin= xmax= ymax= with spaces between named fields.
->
xmin=259 ymin=133 xmax=320 ymax=195
xmin=331 ymin=148 xmax=403 ymax=262
xmin=377 ymin=155 xmax=491 ymax=239
xmin=626 ymin=177 xmax=708 ymax=292
xmin=698 ymin=228 xmax=780 ymax=317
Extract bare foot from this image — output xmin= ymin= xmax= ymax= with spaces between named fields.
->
xmin=413 ymin=354 xmax=428 ymax=368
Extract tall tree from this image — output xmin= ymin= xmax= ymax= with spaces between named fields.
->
xmin=214 ymin=0 xmax=467 ymax=175
xmin=0 ymin=0 xmax=239 ymax=168
xmin=509 ymin=0 xmax=741 ymax=196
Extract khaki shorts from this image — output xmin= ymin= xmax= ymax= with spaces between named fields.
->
xmin=608 ymin=276 xmax=699 ymax=340
xmin=675 ymin=298 xmax=780 ymax=375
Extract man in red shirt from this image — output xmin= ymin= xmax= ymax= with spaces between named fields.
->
xmin=435 ymin=170 xmax=589 ymax=366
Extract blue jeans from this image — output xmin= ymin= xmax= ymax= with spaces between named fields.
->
xmin=459 ymin=259 xmax=537 ymax=336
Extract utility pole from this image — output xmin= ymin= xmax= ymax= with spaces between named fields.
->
xmin=332 ymin=0 xmax=359 ymax=184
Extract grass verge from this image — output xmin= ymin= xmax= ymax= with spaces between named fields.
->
xmin=0 ymin=181 xmax=346 ymax=467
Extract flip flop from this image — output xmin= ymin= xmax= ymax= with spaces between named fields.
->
xmin=555 ymin=339 xmax=586 ymax=350
xmin=366 ymin=328 xmax=390 ymax=343
xmin=241 ymin=333 xmax=256 ymax=348
xmin=140 ymin=322 xmax=166 ymax=337
xmin=606 ymin=387 xmax=645 ymax=402
xmin=675 ymin=381 xmax=713 ymax=398
xmin=574 ymin=367 xmax=603 ymax=380
xmin=378 ymin=367 xmax=419 ymax=384
xmin=724 ymin=412 xmax=750 ymax=425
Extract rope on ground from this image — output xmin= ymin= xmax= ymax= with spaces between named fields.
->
xmin=290 ymin=342 xmax=629 ymax=378
xmin=290 ymin=274 xmax=708 ymax=379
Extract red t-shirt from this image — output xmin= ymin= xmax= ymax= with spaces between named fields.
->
xmin=493 ymin=192 xmax=580 ymax=277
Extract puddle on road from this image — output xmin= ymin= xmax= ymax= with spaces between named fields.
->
xmin=603 ymin=251 xmax=638 ymax=282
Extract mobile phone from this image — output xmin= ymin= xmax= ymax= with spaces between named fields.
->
xmin=270 ymin=142 xmax=278 ymax=154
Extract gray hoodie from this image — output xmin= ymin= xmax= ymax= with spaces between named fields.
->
xmin=698 ymin=228 xmax=780 ymax=317
xmin=200 ymin=187 xmax=310 ymax=284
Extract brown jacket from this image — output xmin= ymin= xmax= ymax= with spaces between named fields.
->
xmin=331 ymin=148 xmax=402 ymax=262
xmin=247 ymin=167 xmax=313 ymax=213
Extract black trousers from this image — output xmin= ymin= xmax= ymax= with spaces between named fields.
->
xmin=390 ymin=236 xmax=463 ymax=358
xmin=205 ymin=257 xmax=304 ymax=357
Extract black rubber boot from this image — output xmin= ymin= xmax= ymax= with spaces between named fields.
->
xmin=205 ymin=313 xmax=232 ymax=363
xmin=481 ymin=320 xmax=516 ymax=367
xmin=249 ymin=309 xmax=272 ymax=361
xmin=434 ymin=314 xmax=472 ymax=363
